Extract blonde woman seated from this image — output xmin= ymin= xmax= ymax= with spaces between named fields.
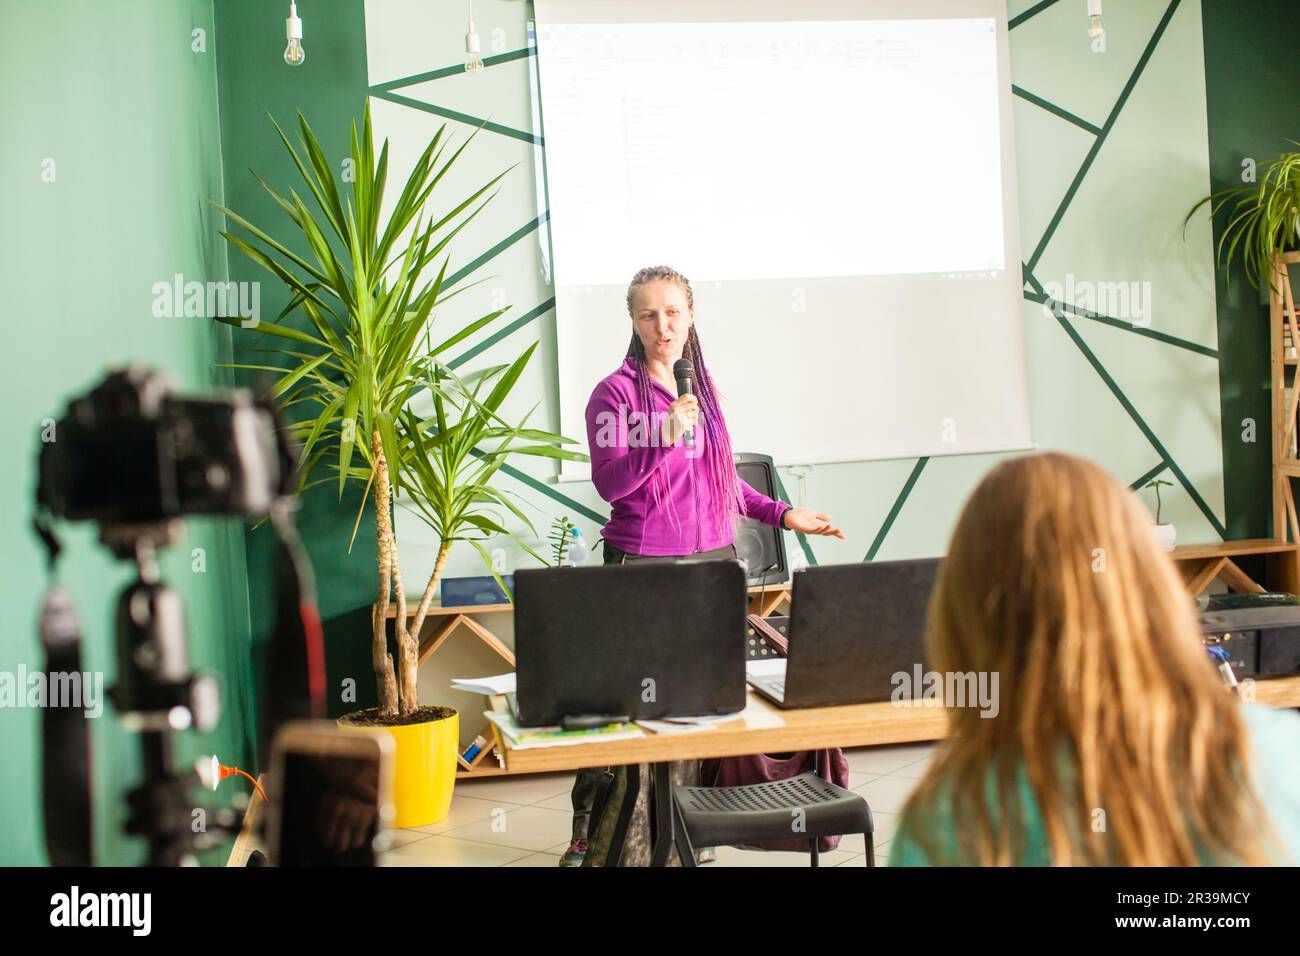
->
xmin=889 ymin=452 xmax=1300 ymax=866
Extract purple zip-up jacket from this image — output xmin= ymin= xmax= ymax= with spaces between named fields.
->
xmin=585 ymin=356 xmax=791 ymax=556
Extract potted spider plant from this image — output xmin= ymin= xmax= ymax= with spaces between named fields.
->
xmin=210 ymin=102 xmax=559 ymax=825
xmin=1145 ymin=477 xmax=1176 ymax=551
xmin=1185 ymin=145 xmax=1300 ymax=292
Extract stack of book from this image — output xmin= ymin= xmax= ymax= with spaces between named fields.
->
xmin=482 ymin=710 xmax=644 ymax=751
xmin=450 ymin=672 xmax=644 ymax=751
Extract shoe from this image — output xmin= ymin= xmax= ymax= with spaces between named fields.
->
xmin=559 ymin=838 xmax=588 ymax=867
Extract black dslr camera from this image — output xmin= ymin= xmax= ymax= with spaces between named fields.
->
xmin=38 ymin=367 xmax=282 ymax=525
xmin=35 ymin=368 xmax=314 ymax=866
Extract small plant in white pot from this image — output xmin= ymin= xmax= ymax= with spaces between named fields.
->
xmin=549 ymin=515 xmax=576 ymax=566
xmin=1145 ymin=477 xmax=1176 ymax=551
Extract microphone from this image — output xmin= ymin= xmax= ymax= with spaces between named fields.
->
xmin=673 ymin=358 xmax=695 ymax=448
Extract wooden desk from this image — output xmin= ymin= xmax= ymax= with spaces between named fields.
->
xmin=494 ymin=676 xmax=1300 ymax=866
xmin=497 ymin=689 xmax=950 ymax=865
xmin=499 ymin=690 xmax=949 ymax=774
xmin=498 ymin=675 xmax=1300 ymax=775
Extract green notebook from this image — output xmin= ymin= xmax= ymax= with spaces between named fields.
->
xmin=484 ymin=710 xmax=644 ymax=750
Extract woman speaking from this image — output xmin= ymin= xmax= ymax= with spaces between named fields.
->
xmin=588 ymin=264 xmax=845 ymax=563
xmin=561 ymin=265 xmax=845 ymax=866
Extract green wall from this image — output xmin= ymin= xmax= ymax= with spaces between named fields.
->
xmin=0 ymin=0 xmax=252 ymax=865
xmin=211 ymin=0 xmax=378 ymax=724
xmin=1202 ymin=0 xmax=1300 ymax=538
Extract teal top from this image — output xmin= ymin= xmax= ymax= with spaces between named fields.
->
xmin=888 ymin=703 xmax=1300 ymax=866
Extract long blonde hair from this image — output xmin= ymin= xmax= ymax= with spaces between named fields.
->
xmin=902 ymin=452 xmax=1272 ymax=865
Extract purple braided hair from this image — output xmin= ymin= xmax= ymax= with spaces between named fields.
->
xmin=624 ymin=266 xmax=745 ymax=544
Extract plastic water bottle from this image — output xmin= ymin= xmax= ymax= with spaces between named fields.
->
xmin=567 ymin=527 xmax=590 ymax=566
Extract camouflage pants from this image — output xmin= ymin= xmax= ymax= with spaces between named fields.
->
xmin=580 ymin=760 xmax=701 ymax=867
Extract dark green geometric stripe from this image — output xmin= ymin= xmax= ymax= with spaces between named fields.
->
xmin=370 ymin=47 xmax=534 ymax=94
xmin=1130 ymin=461 xmax=1169 ymax=490
xmin=370 ymin=89 xmax=541 ymax=145
xmin=1012 ymin=85 xmax=1102 ymax=137
xmin=772 ymin=470 xmax=818 ymax=568
xmin=1009 ymin=0 xmax=1064 ymax=30
xmin=1026 ymin=0 xmax=1181 ymax=273
xmin=1026 ymin=270 xmax=1227 ymax=537
xmin=865 ymin=457 xmax=929 ymax=562
xmin=441 ymin=214 xmax=552 ymax=368
xmin=418 ymin=419 xmax=603 ymax=530
xmin=448 ymin=298 xmax=554 ymax=370
xmin=1023 ymin=289 xmax=1219 ymax=358
xmin=442 ymin=306 xmax=563 ymax=522
xmin=491 ymin=458 xmax=607 ymax=526
xmin=447 ymin=212 xmax=549 ymax=288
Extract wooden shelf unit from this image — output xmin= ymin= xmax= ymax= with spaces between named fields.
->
xmin=1171 ymin=537 xmax=1300 ymax=596
xmin=1272 ymin=251 xmax=1300 ymax=543
xmin=1167 ymin=252 xmax=1300 ymax=597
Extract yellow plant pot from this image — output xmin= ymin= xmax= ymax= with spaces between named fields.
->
xmin=339 ymin=708 xmax=459 ymax=829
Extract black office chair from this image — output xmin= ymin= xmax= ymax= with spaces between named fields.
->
xmin=669 ymin=615 xmax=877 ymax=867
xmin=671 ymin=772 xmax=875 ymax=867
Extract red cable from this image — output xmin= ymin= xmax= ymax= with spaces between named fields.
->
xmin=271 ymin=506 xmax=327 ymax=719
xmin=220 ymin=763 xmax=269 ymax=805
xmin=299 ymin=599 xmax=326 ymax=719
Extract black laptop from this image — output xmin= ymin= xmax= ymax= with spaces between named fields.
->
xmin=514 ymin=560 xmax=748 ymax=726
xmin=747 ymin=557 xmax=941 ymax=708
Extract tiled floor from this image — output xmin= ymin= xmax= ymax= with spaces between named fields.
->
xmin=378 ymin=742 xmax=935 ymax=867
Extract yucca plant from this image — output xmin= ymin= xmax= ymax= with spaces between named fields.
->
xmin=210 ymin=103 xmax=533 ymax=718
xmin=1186 ymin=146 xmax=1300 ymax=292
xmin=397 ymin=349 xmax=587 ymax=647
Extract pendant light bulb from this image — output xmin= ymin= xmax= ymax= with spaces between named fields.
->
xmin=1087 ymin=0 xmax=1104 ymax=39
xmin=465 ymin=1 xmax=484 ymax=74
xmin=285 ymin=1 xmax=306 ymax=66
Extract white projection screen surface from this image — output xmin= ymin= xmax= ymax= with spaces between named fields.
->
xmin=532 ymin=0 xmax=1032 ymax=480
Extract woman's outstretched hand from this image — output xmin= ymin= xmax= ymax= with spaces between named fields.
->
xmin=782 ymin=507 xmax=845 ymax=539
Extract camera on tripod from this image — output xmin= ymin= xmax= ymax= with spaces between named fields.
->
xmin=35 ymin=367 xmax=306 ymax=867
xmin=39 ymin=366 xmax=282 ymax=526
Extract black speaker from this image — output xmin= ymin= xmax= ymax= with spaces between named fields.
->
xmin=734 ymin=452 xmax=789 ymax=587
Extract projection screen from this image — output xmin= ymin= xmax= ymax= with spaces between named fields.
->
xmin=531 ymin=0 xmax=1033 ymax=479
